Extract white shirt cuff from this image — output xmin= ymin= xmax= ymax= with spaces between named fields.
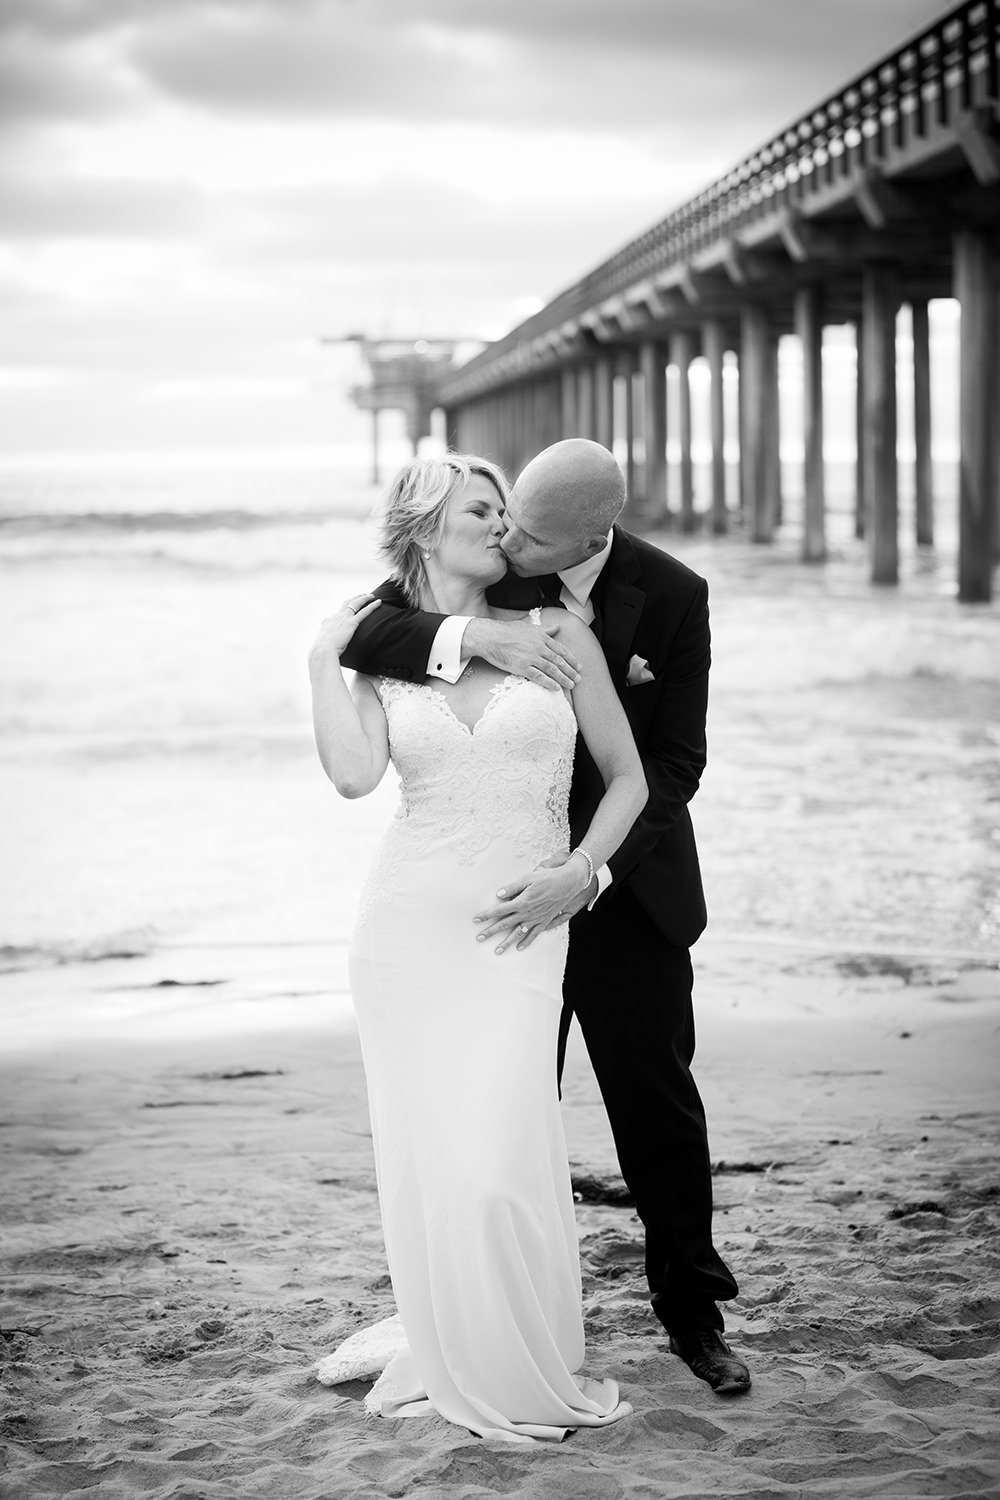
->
xmin=427 ymin=617 xmax=472 ymax=683
xmin=587 ymin=863 xmax=613 ymax=910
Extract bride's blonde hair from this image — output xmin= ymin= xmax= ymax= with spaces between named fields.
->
xmin=378 ymin=453 xmax=509 ymax=605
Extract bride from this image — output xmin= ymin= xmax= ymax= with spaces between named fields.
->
xmin=308 ymin=452 xmax=646 ymax=1443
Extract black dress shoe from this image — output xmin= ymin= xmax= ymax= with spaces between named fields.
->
xmin=668 ymin=1327 xmax=751 ymax=1395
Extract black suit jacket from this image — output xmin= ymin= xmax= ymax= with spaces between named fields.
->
xmin=340 ymin=526 xmax=710 ymax=948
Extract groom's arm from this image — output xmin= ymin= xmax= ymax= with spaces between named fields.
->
xmin=339 ymin=579 xmax=582 ymax=688
xmin=339 ymin=578 xmax=451 ymax=684
xmin=606 ymin=577 xmax=710 ymax=888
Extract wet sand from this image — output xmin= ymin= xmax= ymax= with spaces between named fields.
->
xmin=2 ymin=522 xmax=999 ymax=1497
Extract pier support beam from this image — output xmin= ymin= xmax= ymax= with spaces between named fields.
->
xmin=520 ymin=383 xmax=535 ymax=466
xmin=370 ymin=407 xmax=381 ymax=483
xmin=861 ymin=263 xmax=900 ymax=585
xmin=911 ymin=299 xmax=934 ymax=547
xmin=543 ymin=374 xmax=562 ymax=451
xmin=539 ymin=377 xmax=556 ymax=455
xmin=577 ymin=364 xmax=596 ymax=441
xmin=499 ymin=390 xmax=515 ymax=477
xmin=510 ymin=388 xmax=522 ymax=474
xmin=514 ymin=385 xmax=531 ymax=475
xmin=954 ymin=231 xmax=997 ymax=602
xmin=673 ymin=331 xmax=696 ymax=532
xmin=527 ymin=380 xmax=542 ymax=464
xmin=526 ymin=381 xmax=542 ymax=467
xmin=735 ymin=332 xmax=745 ymax=514
xmin=853 ymin=320 xmax=865 ymax=539
xmin=595 ymin=355 xmax=615 ymax=450
xmin=740 ymin=303 xmax=780 ymax=543
xmin=703 ymin=320 xmax=728 ymax=534
xmin=996 ymin=272 xmax=1000 ymax=568
xmin=488 ymin=398 xmax=502 ymax=465
xmin=618 ymin=352 xmax=638 ymax=501
xmin=795 ymin=285 xmax=826 ymax=562
xmin=560 ymin=368 xmax=578 ymax=439
xmin=639 ymin=340 xmax=668 ymax=521
xmin=454 ymin=401 xmax=470 ymax=455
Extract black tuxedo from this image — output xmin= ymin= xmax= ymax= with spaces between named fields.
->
xmin=340 ymin=526 xmax=738 ymax=1331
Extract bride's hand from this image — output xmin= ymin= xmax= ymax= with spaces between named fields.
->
xmin=473 ymin=853 xmax=592 ymax=954
xmin=309 ymin=594 xmax=382 ymax=667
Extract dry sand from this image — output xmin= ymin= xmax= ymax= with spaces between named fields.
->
xmin=2 ymin=935 xmax=998 ymax=1499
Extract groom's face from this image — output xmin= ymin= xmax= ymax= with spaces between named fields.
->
xmin=500 ymin=488 xmax=595 ymax=577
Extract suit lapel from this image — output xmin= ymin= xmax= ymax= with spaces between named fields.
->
xmin=593 ymin=528 xmax=644 ymax=681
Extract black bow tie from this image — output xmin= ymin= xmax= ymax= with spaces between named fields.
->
xmin=539 ymin=575 xmax=565 ymax=610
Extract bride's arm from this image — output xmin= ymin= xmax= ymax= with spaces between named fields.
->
xmin=474 ymin=616 xmax=647 ymax=949
xmin=565 ymin=619 xmax=648 ymax=863
xmin=309 ymin=594 xmax=391 ymax=798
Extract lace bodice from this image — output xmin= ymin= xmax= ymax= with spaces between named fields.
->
xmin=354 ymin=648 xmax=577 ymax=930
xmin=380 ymin=674 xmax=575 ymax=860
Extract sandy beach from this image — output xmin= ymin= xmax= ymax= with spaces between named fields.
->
xmin=2 ymin=475 xmax=999 ymax=1497
xmin=2 ymin=935 xmax=998 ymax=1498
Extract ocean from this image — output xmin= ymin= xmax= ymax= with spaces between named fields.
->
xmin=1 ymin=448 xmax=997 ymax=999
xmin=0 ymin=451 xmax=408 ymax=970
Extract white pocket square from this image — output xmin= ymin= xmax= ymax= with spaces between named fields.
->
xmin=626 ymin=653 xmax=655 ymax=687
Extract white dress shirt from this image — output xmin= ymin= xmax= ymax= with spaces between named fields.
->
xmin=426 ymin=533 xmax=616 ymax=906
xmin=556 ymin=537 xmax=613 ymax=626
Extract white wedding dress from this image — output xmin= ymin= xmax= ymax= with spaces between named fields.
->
xmin=316 ymin=624 xmax=630 ymax=1444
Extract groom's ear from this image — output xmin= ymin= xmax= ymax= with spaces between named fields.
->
xmin=584 ymin=534 xmax=610 ymax=559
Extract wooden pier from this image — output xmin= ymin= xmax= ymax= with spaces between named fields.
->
xmin=435 ymin=0 xmax=1000 ymax=602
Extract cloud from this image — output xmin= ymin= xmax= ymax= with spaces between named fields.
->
xmin=0 ymin=0 xmax=135 ymax=41
xmin=133 ymin=0 xmax=942 ymax=131
xmin=2 ymin=0 xmax=943 ymax=143
xmin=0 ymin=363 xmax=75 ymax=392
xmin=204 ymin=172 xmax=682 ymax=312
xmin=0 ymin=176 xmax=204 ymax=240
xmin=124 ymin=6 xmax=789 ymax=132
xmin=0 ymin=4 xmax=144 ymax=128
xmin=0 ymin=37 xmax=123 ymax=128
xmin=149 ymin=373 xmax=307 ymax=401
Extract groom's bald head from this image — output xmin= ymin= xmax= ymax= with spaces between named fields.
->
xmin=501 ymin=440 xmax=626 ymax=576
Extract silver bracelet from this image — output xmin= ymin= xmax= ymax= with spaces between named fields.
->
xmin=570 ymin=846 xmax=595 ymax=891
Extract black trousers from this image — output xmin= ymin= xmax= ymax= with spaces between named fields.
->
xmin=560 ymin=886 xmax=738 ymax=1332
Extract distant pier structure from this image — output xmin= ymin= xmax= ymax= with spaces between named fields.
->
xmin=333 ymin=335 xmax=469 ymax=483
xmin=435 ymin=0 xmax=999 ymax=602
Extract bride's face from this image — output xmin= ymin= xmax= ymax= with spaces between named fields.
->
xmin=434 ymin=475 xmax=507 ymax=586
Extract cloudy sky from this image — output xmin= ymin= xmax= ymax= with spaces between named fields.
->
xmin=1 ymin=0 xmax=943 ymax=458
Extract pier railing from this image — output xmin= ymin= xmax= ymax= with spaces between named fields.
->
xmin=441 ymin=0 xmax=998 ymax=398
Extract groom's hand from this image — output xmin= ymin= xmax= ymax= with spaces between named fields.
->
xmin=463 ymin=618 xmax=580 ymax=692
xmin=473 ymin=854 xmax=594 ymax=953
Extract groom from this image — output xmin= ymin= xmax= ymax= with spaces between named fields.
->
xmin=341 ymin=438 xmax=750 ymax=1395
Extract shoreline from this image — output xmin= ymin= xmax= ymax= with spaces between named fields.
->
xmin=2 ymin=926 xmax=997 ymax=1054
